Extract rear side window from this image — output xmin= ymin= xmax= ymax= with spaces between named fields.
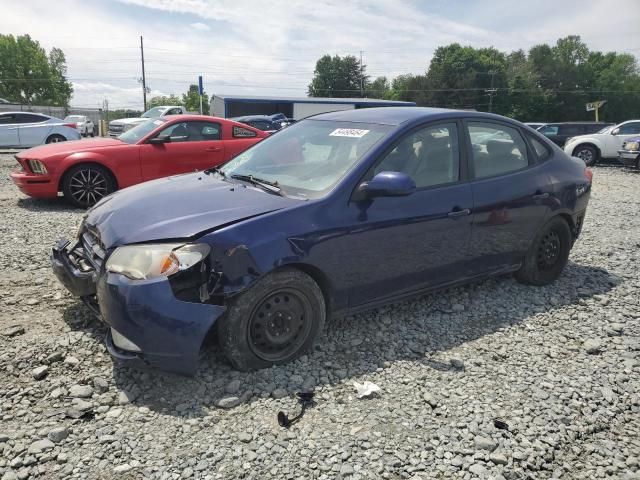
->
xmin=0 ymin=114 xmax=17 ymax=124
xmin=559 ymin=125 xmax=580 ymax=136
xmin=165 ymin=108 xmax=183 ymax=115
xmin=233 ymin=126 xmax=257 ymax=138
xmin=14 ymin=113 xmax=48 ymax=124
xmin=468 ymin=122 xmax=529 ymax=179
xmin=527 ymin=134 xmax=552 ymax=162
xmin=538 ymin=125 xmax=558 ymax=136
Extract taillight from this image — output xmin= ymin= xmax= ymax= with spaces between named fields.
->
xmin=63 ymin=123 xmax=76 ymax=128
xmin=584 ymin=167 xmax=593 ymax=183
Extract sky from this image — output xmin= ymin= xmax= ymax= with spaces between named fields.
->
xmin=1 ymin=0 xmax=639 ymax=110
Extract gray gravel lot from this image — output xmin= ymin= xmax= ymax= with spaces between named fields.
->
xmin=0 ymin=151 xmax=639 ymax=480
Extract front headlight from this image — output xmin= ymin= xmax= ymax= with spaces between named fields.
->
xmin=624 ymin=141 xmax=639 ymax=151
xmin=106 ymin=243 xmax=210 ymax=280
xmin=28 ymin=159 xmax=48 ymax=174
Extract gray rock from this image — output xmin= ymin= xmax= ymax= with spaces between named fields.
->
xmin=450 ymin=358 xmax=465 ymax=370
xmin=215 ymin=396 xmax=241 ymax=409
xmin=32 ymin=365 xmax=48 ymax=380
xmin=584 ymin=339 xmax=602 ymax=354
xmin=27 ymin=438 xmax=55 ymax=454
xmin=489 ymin=452 xmax=509 ymax=465
xmin=45 ymin=351 xmax=63 ymax=364
xmin=2 ymin=325 xmax=24 ymax=337
xmin=93 ymin=377 xmax=109 ymax=393
xmin=63 ymin=356 xmax=80 ymax=366
xmin=339 ymin=464 xmax=355 ymax=476
xmin=113 ymin=464 xmax=132 ymax=474
xmin=48 ymin=426 xmax=69 ymax=443
xmin=71 ymin=398 xmax=93 ymax=411
xmin=474 ymin=436 xmax=498 ymax=451
xmin=69 ymin=384 xmax=93 ymax=398
xmin=423 ymin=392 xmax=438 ymax=408
xmin=2 ymin=472 xmax=18 ymax=480
xmin=469 ymin=463 xmax=487 ymax=476
xmin=238 ymin=432 xmax=252 ymax=443
xmin=271 ymin=388 xmax=288 ymax=399
xmin=225 ymin=379 xmax=242 ymax=394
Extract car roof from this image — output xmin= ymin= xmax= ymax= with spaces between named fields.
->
xmin=159 ymin=114 xmax=232 ymax=122
xmin=310 ymin=106 xmax=522 ymax=126
xmin=0 ymin=111 xmax=50 ymax=116
xmin=231 ymin=115 xmax=274 ymax=122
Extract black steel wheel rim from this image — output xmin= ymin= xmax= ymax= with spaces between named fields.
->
xmin=248 ymin=288 xmax=313 ymax=362
xmin=576 ymin=148 xmax=593 ymax=163
xmin=537 ymin=229 xmax=561 ymax=271
xmin=69 ymin=169 xmax=108 ymax=206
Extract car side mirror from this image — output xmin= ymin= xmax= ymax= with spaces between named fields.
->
xmin=358 ymin=171 xmax=416 ymax=197
xmin=611 ymin=128 xmax=620 ymax=135
xmin=148 ymin=134 xmax=171 ymax=144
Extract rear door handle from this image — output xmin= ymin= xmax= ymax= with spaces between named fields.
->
xmin=532 ymin=192 xmax=550 ymax=200
xmin=447 ymin=208 xmax=471 ymax=219
xmin=206 ymin=146 xmax=222 ymax=152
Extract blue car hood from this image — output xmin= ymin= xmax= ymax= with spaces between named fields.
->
xmin=85 ymin=173 xmax=297 ymax=248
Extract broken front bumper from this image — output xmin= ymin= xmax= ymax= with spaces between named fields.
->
xmin=618 ymin=150 xmax=639 ymax=167
xmin=51 ymin=238 xmax=226 ymax=375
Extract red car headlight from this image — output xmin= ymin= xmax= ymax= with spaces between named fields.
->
xmin=27 ymin=159 xmax=48 ymax=174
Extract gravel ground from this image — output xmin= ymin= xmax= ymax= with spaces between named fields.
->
xmin=0 ymin=152 xmax=639 ymax=480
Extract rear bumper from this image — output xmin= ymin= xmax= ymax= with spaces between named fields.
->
xmin=618 ymin=150 xmax=639 ymax=167
xmin=51 ymin=238 xmax=226 ymax=375
xmin=9 ymin=168 xmax=59 ymax=198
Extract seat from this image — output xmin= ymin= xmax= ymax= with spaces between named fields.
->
xmin=413 ymin=136 xmax=454 ymax=186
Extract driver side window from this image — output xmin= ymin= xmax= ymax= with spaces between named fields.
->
xmin=619 ymin=122 xmax=640 ymax=135
xmin=374 ymin=123 xmax=460 ymax=188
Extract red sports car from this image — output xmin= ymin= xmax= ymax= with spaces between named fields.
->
xmin=10 ymin=115 xmax=267 ymax=207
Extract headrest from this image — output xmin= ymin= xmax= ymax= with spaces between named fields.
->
xmin=486 ymin=140 xmax=514 ymax=156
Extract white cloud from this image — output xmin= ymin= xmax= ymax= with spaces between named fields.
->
xmin=190 ymin=22 xmax=210 ymax=31
xmin=0 ymin=0 xmax=638 ymax=108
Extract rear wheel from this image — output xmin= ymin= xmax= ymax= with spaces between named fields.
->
xmin=62 ymin=164 xmax=115 ymax=208
xmin=218 ymin=269 xmax=325 ymax=371
xmin=46 ymin=134 xmax=66 ymax=144
xmin=573 ymin=145 xmax=598 ymax=166
xmin=515 ymin=217 xmax=572 ymax=286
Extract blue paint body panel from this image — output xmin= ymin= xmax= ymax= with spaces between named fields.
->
xmin=50 ymin=107 xmax=592 ymax=375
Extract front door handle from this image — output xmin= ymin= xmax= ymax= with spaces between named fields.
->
xmin=532 ymin=192 xmax=550 ymax=200
xmin=447 ymin=208 xmax=471 ymax=219
xmin=206 ymin=146 xmax=222 ymax=152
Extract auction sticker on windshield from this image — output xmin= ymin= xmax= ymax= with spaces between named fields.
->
xmin=329 ymin=128 xmax=370 ymax=138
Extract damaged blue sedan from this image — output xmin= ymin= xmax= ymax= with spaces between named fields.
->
xmin=51 ymin=107 xmax=592 ymax=375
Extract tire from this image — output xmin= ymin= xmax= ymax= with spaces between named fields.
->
xmin=218 ymin=268 xmax=326 ymax=371
xmin=573 ymin=144 xmax=598 ymax=166
xmin=45 ymin=134 xmax=66 ymax=144
xmin=62 ymin=164 xmax=116 ymax=208
xmin=515 ymin=217 xmax=572 ymax=286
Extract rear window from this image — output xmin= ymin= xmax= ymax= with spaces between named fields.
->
xmin=233 ymin=126 xmax=257 ymax=138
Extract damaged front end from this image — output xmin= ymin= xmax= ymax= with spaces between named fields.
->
xmin=51 ymin=228 xmax=234 ymax=376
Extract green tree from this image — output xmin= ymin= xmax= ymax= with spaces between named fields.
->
xmin=367 ymin=76 xmax=391 ymax=99
xmin=0 ymin=34 xmax=72 ymax=105
xmin=147 ymin=94 xmax=183 ymax=109
xmin=182 ymin=84 xmax=210 ymax=114
xmin=308 ymin=55 xmax=368 ymax=97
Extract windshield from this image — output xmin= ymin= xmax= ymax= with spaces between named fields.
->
xmin=596 ymin=125 xmax=614 ymax=134
xmin=118 ymin=118 xmax=166 ymax=144
xmin=64 ymin=115 xmax=84 ymax=122
xmin=142 ymin=107 xmax=168 ymax=118
xmin=220 ymin=120 xmax=391 ymax=199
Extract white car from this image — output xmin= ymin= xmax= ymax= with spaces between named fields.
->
xmin=108 ymin=105 xmax=187 ymax=137
xmin=64 ymin=115 xmax=95 ymax=137
xmin=563 ymin=120 xmax=640 ymax=166
xmin=0 ymin=112 xmax=81 ymax=147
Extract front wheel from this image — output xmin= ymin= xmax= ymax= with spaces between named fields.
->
xmin=62 ymin=164 xmax=115 ymax=208
xmin=573 ymin=145 xmax=598 ymax=166
xmin=46 ymin=134 xmax=66 ymax=144
xmin=515 ymin=217 xmax=572 ymax=286
xmin=218 ymin=269 xmax=326 ymax=371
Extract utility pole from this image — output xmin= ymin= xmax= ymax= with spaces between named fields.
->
xmin=140 ymin=36 xmax=147 ymax=111
xmin=359 ymin=50 xmax=364 ymax=97
xmin=485 ymin=70 xmax=497 ymax=113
